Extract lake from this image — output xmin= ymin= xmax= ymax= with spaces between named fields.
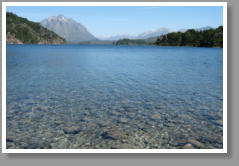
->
xmin=6 ymin=44 xmax=223 ymax=149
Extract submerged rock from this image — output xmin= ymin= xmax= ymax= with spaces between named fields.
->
xmin=101 ymin=132 xmax=117 ymax=140
xmin=188 ymin=139 xmax=205 ymax=148
xmin=57 ymin=138 xmax=70 ymax=149
xmin=6 ymin=137 xmax=15 ymax=143
xmin=63 ymin=126 xmax=81 ymax=134
xmin=101 ymin=127 xmax=125 ymax=140
xmin=216 ymin=120 xmax=223 ymax=126
xmin=151 ymin=114 xmax=161 ymax=120
xmin=119 ymin=117 xmax=129 ymax=123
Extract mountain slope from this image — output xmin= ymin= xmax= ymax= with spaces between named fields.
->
xmin=40 ymin=15 xmax=96 ymax=43
xmin=6 ymin=12 xmax=66 ymax=44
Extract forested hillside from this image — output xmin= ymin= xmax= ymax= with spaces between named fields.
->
xmin=155 ymin=26 xmax=223 ymax=47
xmin=6 ymin=12 xmax=66 ymax=44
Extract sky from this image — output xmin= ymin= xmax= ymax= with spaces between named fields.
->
xmin=6 ymin=6 xmax=223 ymax=38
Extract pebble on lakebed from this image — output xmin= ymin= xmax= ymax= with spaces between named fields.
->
xmin=216 ymin=120 xmax=223 ymax=126
xmin=151 ymin=114 xmax=161 ymax=120
xmin=188 ymin=139 xmax=205 ymax=149
xmin=119 ymin=117 xmax=129 ymax=123
xmin=183 ymin=143 xmax=194 ymax=149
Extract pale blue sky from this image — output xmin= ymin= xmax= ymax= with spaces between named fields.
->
xmin=7 ymin=6 xmax=223 ymax=38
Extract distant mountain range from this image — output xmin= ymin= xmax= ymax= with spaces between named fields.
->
xmin=100 ymin=28 xmax=172 ymax=41
xmin=100 ymin=26 xmax=213 ymax=41
xmin=137 ymin=28 xmax=172 ymax=39
xmin=40 ymin=15 xmax=96 ymax=44
xmin=100 ymin=34 xmax=135 ymax=41
xmin=196 ymin=26 xmax=212 ymax=31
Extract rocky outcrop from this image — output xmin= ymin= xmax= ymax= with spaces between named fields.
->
xmin=6 ymin=32 xmax=23 ymax=44
xmin=6 ymin=32 xmax=65 ymax=44
xmin=37 ymin=38 xmax=66 ymax=44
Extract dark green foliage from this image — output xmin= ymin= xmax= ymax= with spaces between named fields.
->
xmin=155 ymin=26 xmax=223 ymax=48
xmin=6 ymin=12 xmax=66 ymax=44
xmin=115 ymin=39 xmax=148 ymax=45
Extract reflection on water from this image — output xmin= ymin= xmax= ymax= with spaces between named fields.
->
xmin=6 ymin=44 xmax=223 ymax=149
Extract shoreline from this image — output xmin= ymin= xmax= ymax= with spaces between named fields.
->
xmin=6 ymin=43 xmax=223 ymax=48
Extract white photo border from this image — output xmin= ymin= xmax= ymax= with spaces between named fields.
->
xmin=1 ymin=2 xmax=227 ymax=153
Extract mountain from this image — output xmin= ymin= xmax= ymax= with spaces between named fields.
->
xmin=100 ymin=27 xmax=171 ymax=41
xmin=40 ymin=15 xmax=96 ymax=43
xmin=6 ymin=12 xmax=66 ymax=44
xmin=196 ymin=26 xmax=212 ymax=31
xmin=178 ymin=28 xmax=187 ymax=33
xmin=136 ymin=28 xmax=171 ymax=39
xmin=177 ymin=26 xmax=212 ymax=33
xmin=100 ymin=34 xmax=135 ymax=41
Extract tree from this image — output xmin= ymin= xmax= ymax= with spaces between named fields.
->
xmin=155 ymin=26 xmax=223 ymax=48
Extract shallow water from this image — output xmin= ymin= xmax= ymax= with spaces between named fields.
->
xmin=6 ymin=44 xmax=223 ymax=149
